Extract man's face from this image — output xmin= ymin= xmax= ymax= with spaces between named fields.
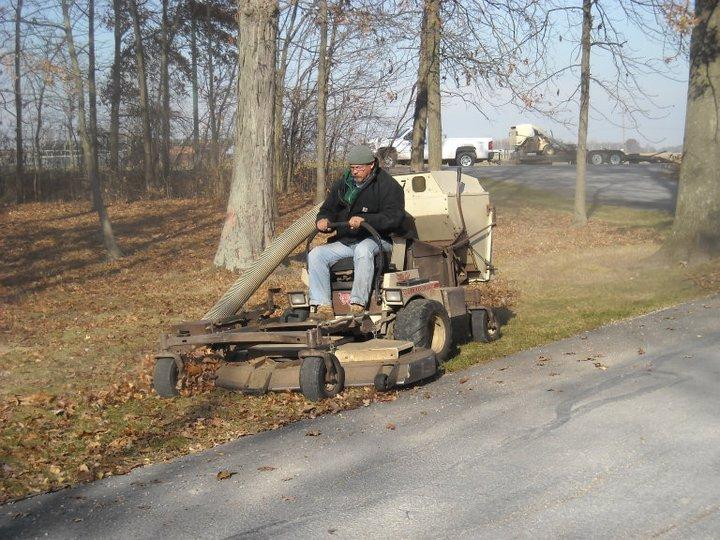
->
xmin=350 ymin=162 xmax=373 ymax=182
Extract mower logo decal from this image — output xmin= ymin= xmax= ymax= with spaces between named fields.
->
xmin=402 ymin=282 xmax=440 ymax=296
xmin=337 ymin=292 xmax=352 ymax=305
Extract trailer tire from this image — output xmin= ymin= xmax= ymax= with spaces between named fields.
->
xmin=394 ymin=299 xmax=452 ymax=362
xmin=609 ymin=152 xmax=622 ymax=165
xmin=153 ymin=357 xmax=180 ymax=398
xmin=470 ymin=309 xmax=501 ymax=343
xmin=589 ymin=152 xmax=604 ymax=165
xmin=300 ymin=356 xmax=345 ymax=402
xmin=456 ymin=151 xmax=476 ymax=168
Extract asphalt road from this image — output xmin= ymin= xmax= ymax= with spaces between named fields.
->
xmin=3 ymin=294 xmax=720 ymax=538
xmin=465 ymin=163 xmax=679 ymax=212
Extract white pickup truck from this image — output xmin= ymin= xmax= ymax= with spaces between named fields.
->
xmin=370 ymin=127 xmax=494 ymax=168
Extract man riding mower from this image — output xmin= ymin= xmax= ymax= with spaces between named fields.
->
xmin=153 ymin=153 xmax=500 ymax=401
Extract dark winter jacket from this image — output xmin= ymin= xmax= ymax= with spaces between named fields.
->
xmin=316 ymin=160 xmax=405 ymax=244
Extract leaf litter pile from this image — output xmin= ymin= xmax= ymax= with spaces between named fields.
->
xmin=0 ymin=192 xmax=716 ymax=503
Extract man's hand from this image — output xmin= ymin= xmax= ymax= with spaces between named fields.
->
xmin=316 ymin=218 xmax=330 ymax=232
xmin=348 ymin=216 xmax=365 ymax=230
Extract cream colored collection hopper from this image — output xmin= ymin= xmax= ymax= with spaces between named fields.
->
xmin=394 ymin=170 xmax=494 ymax=282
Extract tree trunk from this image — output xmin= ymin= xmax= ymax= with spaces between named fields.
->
xmin=574 ymin=0 xmax=591 ymax=226
xmin=160 ymin=0 xmax=171 ymax=183
xmin=88 ymin=0 xmax=100 ymax=209
xmin=426 ymin=0 xmax=442 ymax=171
xmin=273 ymin=0 xmax=299 ymax=194
xmin=129 ymin=0 xmax=154 ymax=192
xmin=191 ymin=5 xmax=200 ymax=168
xmin=314 ymin=0 xmax=329 ymax=203
xmin=410 ymin=6 xmax=430 ymax=172
xmin=14 ymin=0 xmax=24 ymax=203
xmin=214 ymin=0 xmax=278 ymax=271
xmin=664 ymin=0 xmax=720 ymax=260
xmin=109 ymin=0 xmax=122 ymax=175
xmin=207 ymin=2 xmax=218 ymax=169
xmin=61 ymin=0 xmax=122 ymax=261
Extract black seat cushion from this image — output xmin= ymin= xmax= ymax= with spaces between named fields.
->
xmin=330 ymin=257 xmax=355 ymax=273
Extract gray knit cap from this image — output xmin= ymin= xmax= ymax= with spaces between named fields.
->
xmin=347 ymin=145 xmax=375 ymax=165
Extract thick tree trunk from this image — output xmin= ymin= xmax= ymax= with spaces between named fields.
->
xmin=665 ymin=0 xmax=720 ymax=260
xmin=411 ymin=7 xmax=430 ymax=172
xmin=88 ymin=0 xmax=100 ymax=209
xmin=129 ymin=0 xmax=155 ymax=192
xmin=213 ymin=0 xmax=278 ymax=271
xmin=574 ymin=0 xmax=591 ymax=226
xmin=109 ymin=0 xmax=122 ymax=175
xmin=14 ymin=0 xmax=24 ymax=203
xmin=191 ymin=7 xmax=200 ymax=168
xmin=61 ymin=0 xmax=122 ymax=261
xmin=160 ymin=0 xmax=171 ymax=182
xmin=33 ymin=82 xmax=45 ymax=198
xmin=426 ymin=0 xmax=442 ymax=171
xmin=314 ymin=0 xmax=328 ymax=203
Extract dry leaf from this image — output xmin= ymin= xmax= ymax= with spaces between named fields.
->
xmin=216 ymin=470 xmax=237 ymax=480
xmin=638 ymin=347 xmax=645 ymax=355
xmin=305 ymin=430 xmax=321 ymax=437
xmin=594 ymin=362 xmax=608 ymax=370
xmin=386 ymin=422 xmax=396 ymax=430
xmin=459 ymin=377 xmax=469 ymax=384
xmin=257 ymin=466 xmax=276 ymax=472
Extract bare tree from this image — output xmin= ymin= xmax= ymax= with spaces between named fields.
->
xmin=61 ymin=0 xmax=122 ymax=260
xmin=109 ymin=0 xmax=123 ymax=175
xmin=665 ymin=0 xmax=720 ymax=260
xmin=573 ymin=0 xmax=591 ymax=226
xmin=14 ymin=0 xmax=24 ymax=203
xmin=314 ymin=0 xmax=328 ymax=203
xmin=426 ymin=0 xmax=442 ymax=170
xmin=214 ymin=0 xmax=278 ymax=270
xmin=129 ymin=0 xmax=154 ymax=192
xmin=410 ymin=3 xmax=430 ymax=172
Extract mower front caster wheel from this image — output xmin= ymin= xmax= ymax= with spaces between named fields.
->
xmin=374 ymin=372 xmax=393 ymax=392
xmin=153 ymin=357 xmax=180 ymax=398
xmin=471 ymin=309 xmax=501 ymax=343
xmin=300 ymin=356 xmax=345 ymax=402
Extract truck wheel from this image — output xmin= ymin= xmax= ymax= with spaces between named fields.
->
xmin=589 ymin=152 xmax=603 ymax=165
xmin=300 ymin=356 xmax=345 ymax=402
xmin=609 ymin=152 xmax=622 ymax=165
xmin=153 ymin=357 xmax=180 ymax=398
xmin=470 ymin=309 xmax=501 ymax=343
xmin=456 ymin=151 xmax=476 ymax=168
xmin=374 ymin=372 xmax=392 ymax=392
xmin=281 ymin=307 xmax=309 ymax=322
xmin=394 ymin=299 xmax=452 ymax=362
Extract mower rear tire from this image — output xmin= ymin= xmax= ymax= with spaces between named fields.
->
xmin=153 ymin=357 xmax=180 ymax=398
xmin=470 ymin=309 xmax=501 ymax=343
xmin=394 ymin=299 xmax=452 ymax=362
xmin=300 ymin=356 xmax=345 ymax=402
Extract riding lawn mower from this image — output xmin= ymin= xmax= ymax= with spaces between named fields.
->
xmin=153 ymin=168 xmax=500 ymax=401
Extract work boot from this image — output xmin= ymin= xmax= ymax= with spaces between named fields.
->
xmin=349 ymin=304 xmax=365 ymax=316
xmin=310 ymin=305 xmax=334 ymax=320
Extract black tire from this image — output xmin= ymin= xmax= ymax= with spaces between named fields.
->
xmin=394 ymin=299 xmax=453 ymax=362
xmin=300 ymin=356 xmax=345 ymax=402
xmin=281 ymin=307 xmax=309 ymax=322
xmin=470 ymin=309 xmax=501 ymax=343
xmin=609 ymin=152 xmax=622 ymax=165
xmin=456 ymin=151 xmax=476 ymax=168
xmin=374 ymin=372 xmax=392 ymax=392
xmin=153 ymin=357 xmax=180 ymax=398
xmin=589 ymin=152 xmax=603 ymax=165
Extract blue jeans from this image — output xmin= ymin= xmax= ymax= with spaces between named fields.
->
xmin=308 ymin=237 xmax=392 ymax=306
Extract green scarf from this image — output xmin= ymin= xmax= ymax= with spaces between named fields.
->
xmin=342 ymin=170 xmax=364 ymax=206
